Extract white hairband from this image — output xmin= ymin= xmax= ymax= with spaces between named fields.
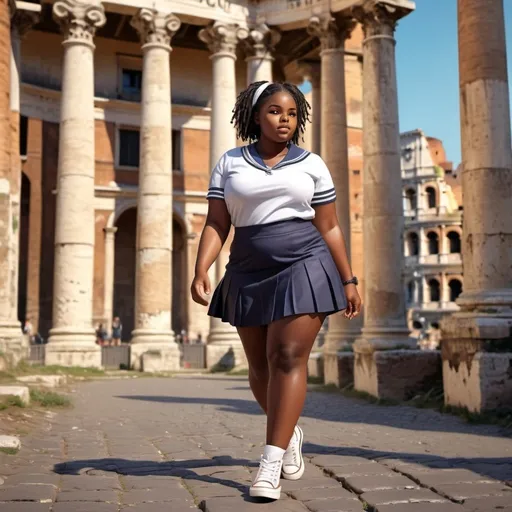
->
xmin=252 ymin=82 xmax=272 ymax=107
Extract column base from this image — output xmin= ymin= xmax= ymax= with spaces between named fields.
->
xmin=0 ymin=321 xmax=29 ymax=367
xmin=441 ymin=312 xmax=512 ymax=412
xmin=130 ymin=342 xmax=180 ymax=372
xmin=206 ymin=342 xmax=248 ymax=371
xmin=324 ymin=350 xmax=355 ymax=388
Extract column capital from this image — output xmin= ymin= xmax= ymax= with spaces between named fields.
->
xmin=244 ymin=23 xmax=281 ymax=61
xmin=352 ymin=1 xmax=411 ymax=39
xmin=52 ymin=0 xmax=106 ymax=47
xmin=307 ymin=15 xmax=355 ymax=52
xmin=130 ymin=9 xmax=181 ymax=51
xmin=199 ymin=22 xmax=248 ymax=58
xmin=11 ymin=4 xmax=40 ymax=38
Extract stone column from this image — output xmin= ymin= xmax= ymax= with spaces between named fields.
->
xmin=45 ymin=0 xmax=105 ymax=367
xmin=352 ymin=3 xmax=439 ymax=400
xmin=441 ymin=0 xmax=512 ymax=412
xmin=199 ymin=22 xmax=248 ymax=369
xmin=129 ymin=9 xmax=181 ymax=371
xmin=308 ymin=15 xmax=359 ymax=386
xmin=245 ymin=24 xmax=279 ymax=85
xmin=103 ymin=226 xmax=116 ymax=337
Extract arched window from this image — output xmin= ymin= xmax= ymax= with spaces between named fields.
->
xmin=406 ymin=232 xmax=419 ymax=256
xmin=427 ymin=231 xmax=439 ymax=255
xmin=428 ymin=279 xmax=440 ymax=302
xmin=449 ymin=279 xmax=463 ymax=302
xmin=426 ymin=186 xmax=437 ymax=208
xmin=405 ymin=188 xmax=417 ymax=211
xmin=447 ymin=231 xmax=461 ymax=253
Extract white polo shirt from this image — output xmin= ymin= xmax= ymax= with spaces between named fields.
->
xmin=206 ymin=143 xmax=337 ymax=227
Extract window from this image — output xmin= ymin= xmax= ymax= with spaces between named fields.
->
xmin=172 ymin=130 xmax=181 ymax=171
xmin=121 ymin=68 xmax=142 ymax=101
xmin=118 ymin=129 xmax=140 ymax=168
xmin=19 ymin=115 xmax=28 ymax=157
xmin=405 ymin=188 xmax=417 ymax=211
xmin=448 ymin=231 xmax=461 ymax=253
xmin=406 ymin=232 xmax=419 ymax=256
xmin=428 ymin=279 xmax=440 ymax=302
xmin=449 ymin=279 xmax=462 ymax=302
xmin=427 ymin=231 xmax=439 ymax=255
xmin=426 ymin=186 xmax=437 ymax=208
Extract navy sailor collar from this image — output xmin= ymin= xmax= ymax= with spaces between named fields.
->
xmin=242 ymin=143 xmax=310 ymax=172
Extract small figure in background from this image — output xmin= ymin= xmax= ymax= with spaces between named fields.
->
xmin=111 ymin=316 xmax=122 ymax=346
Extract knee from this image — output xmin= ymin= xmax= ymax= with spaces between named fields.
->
xmin=267 ymin=342 xmax=303 ymax=374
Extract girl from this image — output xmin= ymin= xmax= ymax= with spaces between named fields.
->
xmin=191 ymin=81 xmax=362 ymax=500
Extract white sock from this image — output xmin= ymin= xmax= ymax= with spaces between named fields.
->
xmin=263 ymin=444 xmax=286 ymax=462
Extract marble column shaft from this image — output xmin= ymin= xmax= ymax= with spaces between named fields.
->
xmin=47 ymin=0 xmax=105 ymax=366
xmin=130 ymin=9 xmax=181 ymax=347
xmin=245 ymin=24 xmax=279 ymax=84
xmin=355 ymin=3 xmax=411 ymax=346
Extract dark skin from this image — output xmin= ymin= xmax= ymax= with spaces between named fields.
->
xmin=191 ymin=91 xmax=362 ymax=449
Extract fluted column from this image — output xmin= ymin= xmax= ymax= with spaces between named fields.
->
xmin=244 ymin=24 xmax=279 ymax=84
xmin=103 ymin=226 xmax=117 ymax=337
xmin=308 ymin=16 xmax=361 ymax=364
xmin=45 ymin=0 xmax=105 ymax=367
xmin=441 ymin=0 xmax=512 ymax=412
xmin=199 ymin=22 xmax=248 ymax=368
xmin=129 ymin=8 xmax=181 ymax=371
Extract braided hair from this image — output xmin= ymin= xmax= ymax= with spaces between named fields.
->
xmin=231 ymin=81 xmax=311 ymax=145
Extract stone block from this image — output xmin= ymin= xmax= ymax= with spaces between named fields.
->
xmin=17 ymin=375 xmax=67 ymax=388
xmin=308 ymin=352 xmax=324 ymax=380
xmin=324 ymin=351 xmax=354 ymax=388
xmin=442 ymin=349 xmax=512 ymax=412
xmin=353 ymin=349 xmax=442 ymax=400
xmin=130 ymin=343 xmax=180 ymax=372
xmin=0 ymin=385 xmax=30 ymax=405
xmin=0 ymin=435 xmax=20 ymax=450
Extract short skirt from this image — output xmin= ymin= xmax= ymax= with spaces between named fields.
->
xmin=208 ymin=218 xmax=347 ymax=327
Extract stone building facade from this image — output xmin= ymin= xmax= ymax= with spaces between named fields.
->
xmin=401 ymin=130 xmax=463 ymax=348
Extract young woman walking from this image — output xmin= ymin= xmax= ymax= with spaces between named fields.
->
xmin=191 ymin=81 xmax=362 ymax=500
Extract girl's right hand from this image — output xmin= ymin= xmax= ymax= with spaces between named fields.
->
xmin=191 ymin=272 xmax=211 ymax=306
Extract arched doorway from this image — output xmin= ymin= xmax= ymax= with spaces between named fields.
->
xmin=172 ymin=217 xmax=187 ymax=336
xmin=113 ymin=208 xmax=137 ymax=341
xmin=18 ymin=173 xmax=30 ymax=323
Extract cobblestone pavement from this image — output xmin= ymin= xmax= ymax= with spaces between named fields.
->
xmin=1 ymin=374 xmax=512 ymax=511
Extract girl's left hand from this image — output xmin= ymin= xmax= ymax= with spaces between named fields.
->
xmin=344 ymin=284 xmax=362 ymax=320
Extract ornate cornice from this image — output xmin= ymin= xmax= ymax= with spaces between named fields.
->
xmin=52 ymin=0 xmax=106 ymax=47
xmin=307 ymin=15 xmax=355 ymax=52
xmin=130 ymin=9 xmax=181 ymax=51
xmin=198 ymin=22 xmax=249 ymax=58
xmin=352 ymin=1 xmax=409 ymax=38
xmin=244 ymin=23 xmax=281 ymax=60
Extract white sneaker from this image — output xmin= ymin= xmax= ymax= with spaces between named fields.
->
xmin=282 ymin=425 xmax=304 ymax=480
xmin=249 ymin=456 xmax=283 ymax=500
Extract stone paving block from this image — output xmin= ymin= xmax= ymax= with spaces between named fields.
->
xmin=345 ymin=474 xmax=420 ymax=493
xmin=60 ymin=474 xmax=121 ymax=491
xmin=305 ymin=498 xmax=366 ymax=512
xmin=378 ymin=504 xmax=466 ymax=512
xmin=434 ymin=482 xmax=512 ymax=502
xmin=290 ymin=486 xmax=356 ymax=501
xmin=360 ymin=488 xmax=449 ymax=507
xmin=462 ymin=496 xmax=512 ymax=511
xmin=201 ymin=497 xmax=310 ymax=511
xmin=0 ymin=504 xmax=51 ymax=511
xmin=311 ymin=455 xmax=372 ymax=468
xmin=122 ymin=487 xmax=194 ymax=503
xmin=0 ymin=484 xmax=57 ymax=502
xmin=53 ymin=504 xmax=119 ymax=512
xmin=55 ymin=489 xmax=119 ymax=502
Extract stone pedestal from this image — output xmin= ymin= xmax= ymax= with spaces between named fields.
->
xmin=199 ymin=22 xmax=248 ymax=370
xmin=45 ymin=0 xmax=105 ymax=368
xmin=352 ymin=3 xmax=415 ymax=397
xmin=245 ymin=24 xmax=279 ymax=84
xmin=129 ymin=9 xmax=182 ymax=370
xmin=440 ymin=0 xmax=512 ymax=412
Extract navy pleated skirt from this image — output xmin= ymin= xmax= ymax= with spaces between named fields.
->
xmin=208 ymin=218 xmax=347 ymax=327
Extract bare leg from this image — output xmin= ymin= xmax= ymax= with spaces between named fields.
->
xmin=266 ymin=314 xmax=325 ymax=449
xmin=237 ymin=326 xmax=268 ymax=413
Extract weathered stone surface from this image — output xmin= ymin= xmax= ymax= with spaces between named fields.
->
xmin=360 ymin=488 xmax=448 ymax=507
xmin=0 ymin=385 xmax=30 ymax=405
xmin=17 ymin=375 xmax=67 ymax=388
xmin=345 ymin=474 xmax=419 ymax=493
xmin=0 ymin=435 xmax=20 ymax=450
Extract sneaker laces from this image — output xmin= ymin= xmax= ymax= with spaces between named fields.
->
xmin=255 ymin=456 xmax=282 ymax=485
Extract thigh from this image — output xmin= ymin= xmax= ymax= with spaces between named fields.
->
xmin=237 ymin=325 xmax=268 ymax=373
xmin=266 ymin=314 xmax=325 ymax=368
